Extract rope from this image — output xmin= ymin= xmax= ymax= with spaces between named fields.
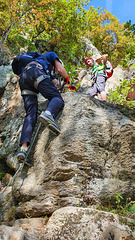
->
xmin=0 ymin=122 xmax=41 ymax=199
xmin=0 ymin=162 xmax=24 ymax=198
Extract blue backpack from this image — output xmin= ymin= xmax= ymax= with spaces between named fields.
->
xmin=12 ymin=51 xmax=43 ymax=75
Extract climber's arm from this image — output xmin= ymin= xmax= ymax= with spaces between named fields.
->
xmin=96 ymin=54 xmax=108 ymax=65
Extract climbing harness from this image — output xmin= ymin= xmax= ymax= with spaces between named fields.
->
xmin=34 ymin=74 xmax=50 ymax=89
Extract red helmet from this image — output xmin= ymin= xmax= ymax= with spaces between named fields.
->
xmin=85 ymin=57 xmax=94 ymax=65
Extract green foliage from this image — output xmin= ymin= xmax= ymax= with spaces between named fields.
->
xmin=96 ymin=197 xmax=135 ymax=217
xmin=108 ymin=79 xmax=135 ymax=108
xmin=114 ymin=199 xmax=135 ymax=216
xmin=40 ymin=0 xmax=89 ymax=63
xmin=115 ymin=192 xmax=124 ymax=208
xmin=124 ymin=20 xmax=135 ymax=35
xmin=0 ymin=172 xmax=5 ymax=180
xmin=84 ymin=7 xmax=135 ymax=67
xmin=0 ymin=0 xmax=134 ymax=92
xmin=44 ymin=215 xmax=49 ymax=223
xmin=120 ymin=59 xmax=129 ymax=68
xmin=123 ymin=39 xmax=135 ymax=62
xmin=64 ymin=62 xmax=79 ymax=81
xmin=0 ymin=0 xmax=90 ymax=61
xmin=129 ymin=203 xmax=135 ymax=213
xmin=0 ymin=0 xmax=58 ymax=51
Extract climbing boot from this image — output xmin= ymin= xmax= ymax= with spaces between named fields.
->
xmin=38 ymin=111 xmax=61 ymax=134
xmin=17 ymin=147 xmax=27 ymax=162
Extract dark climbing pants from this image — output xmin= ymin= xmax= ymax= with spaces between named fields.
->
xmin=19 ymin=65 xmax=64 ymax=146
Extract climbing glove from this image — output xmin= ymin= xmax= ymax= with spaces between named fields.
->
xmin=64 ymin=76 xmax=70 ymax=84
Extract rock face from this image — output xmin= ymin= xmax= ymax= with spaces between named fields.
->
xmin=0 ymin=65 xmax=12 ymax=98
xmin=0 ymin=88 xmax=135 ymax=238
xmin=9 ymin=92 xmax=134 ymax=218
xmin=0 ymin=207 xmax=133 ymax=240
xmin=0 ymin=43 xmax=135 ymax=239
xmin=83 ymin=37 xmax=101 ymax=60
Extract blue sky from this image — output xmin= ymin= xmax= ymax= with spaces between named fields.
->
xmin=85 ymin=0 xmax=135 ymax=24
